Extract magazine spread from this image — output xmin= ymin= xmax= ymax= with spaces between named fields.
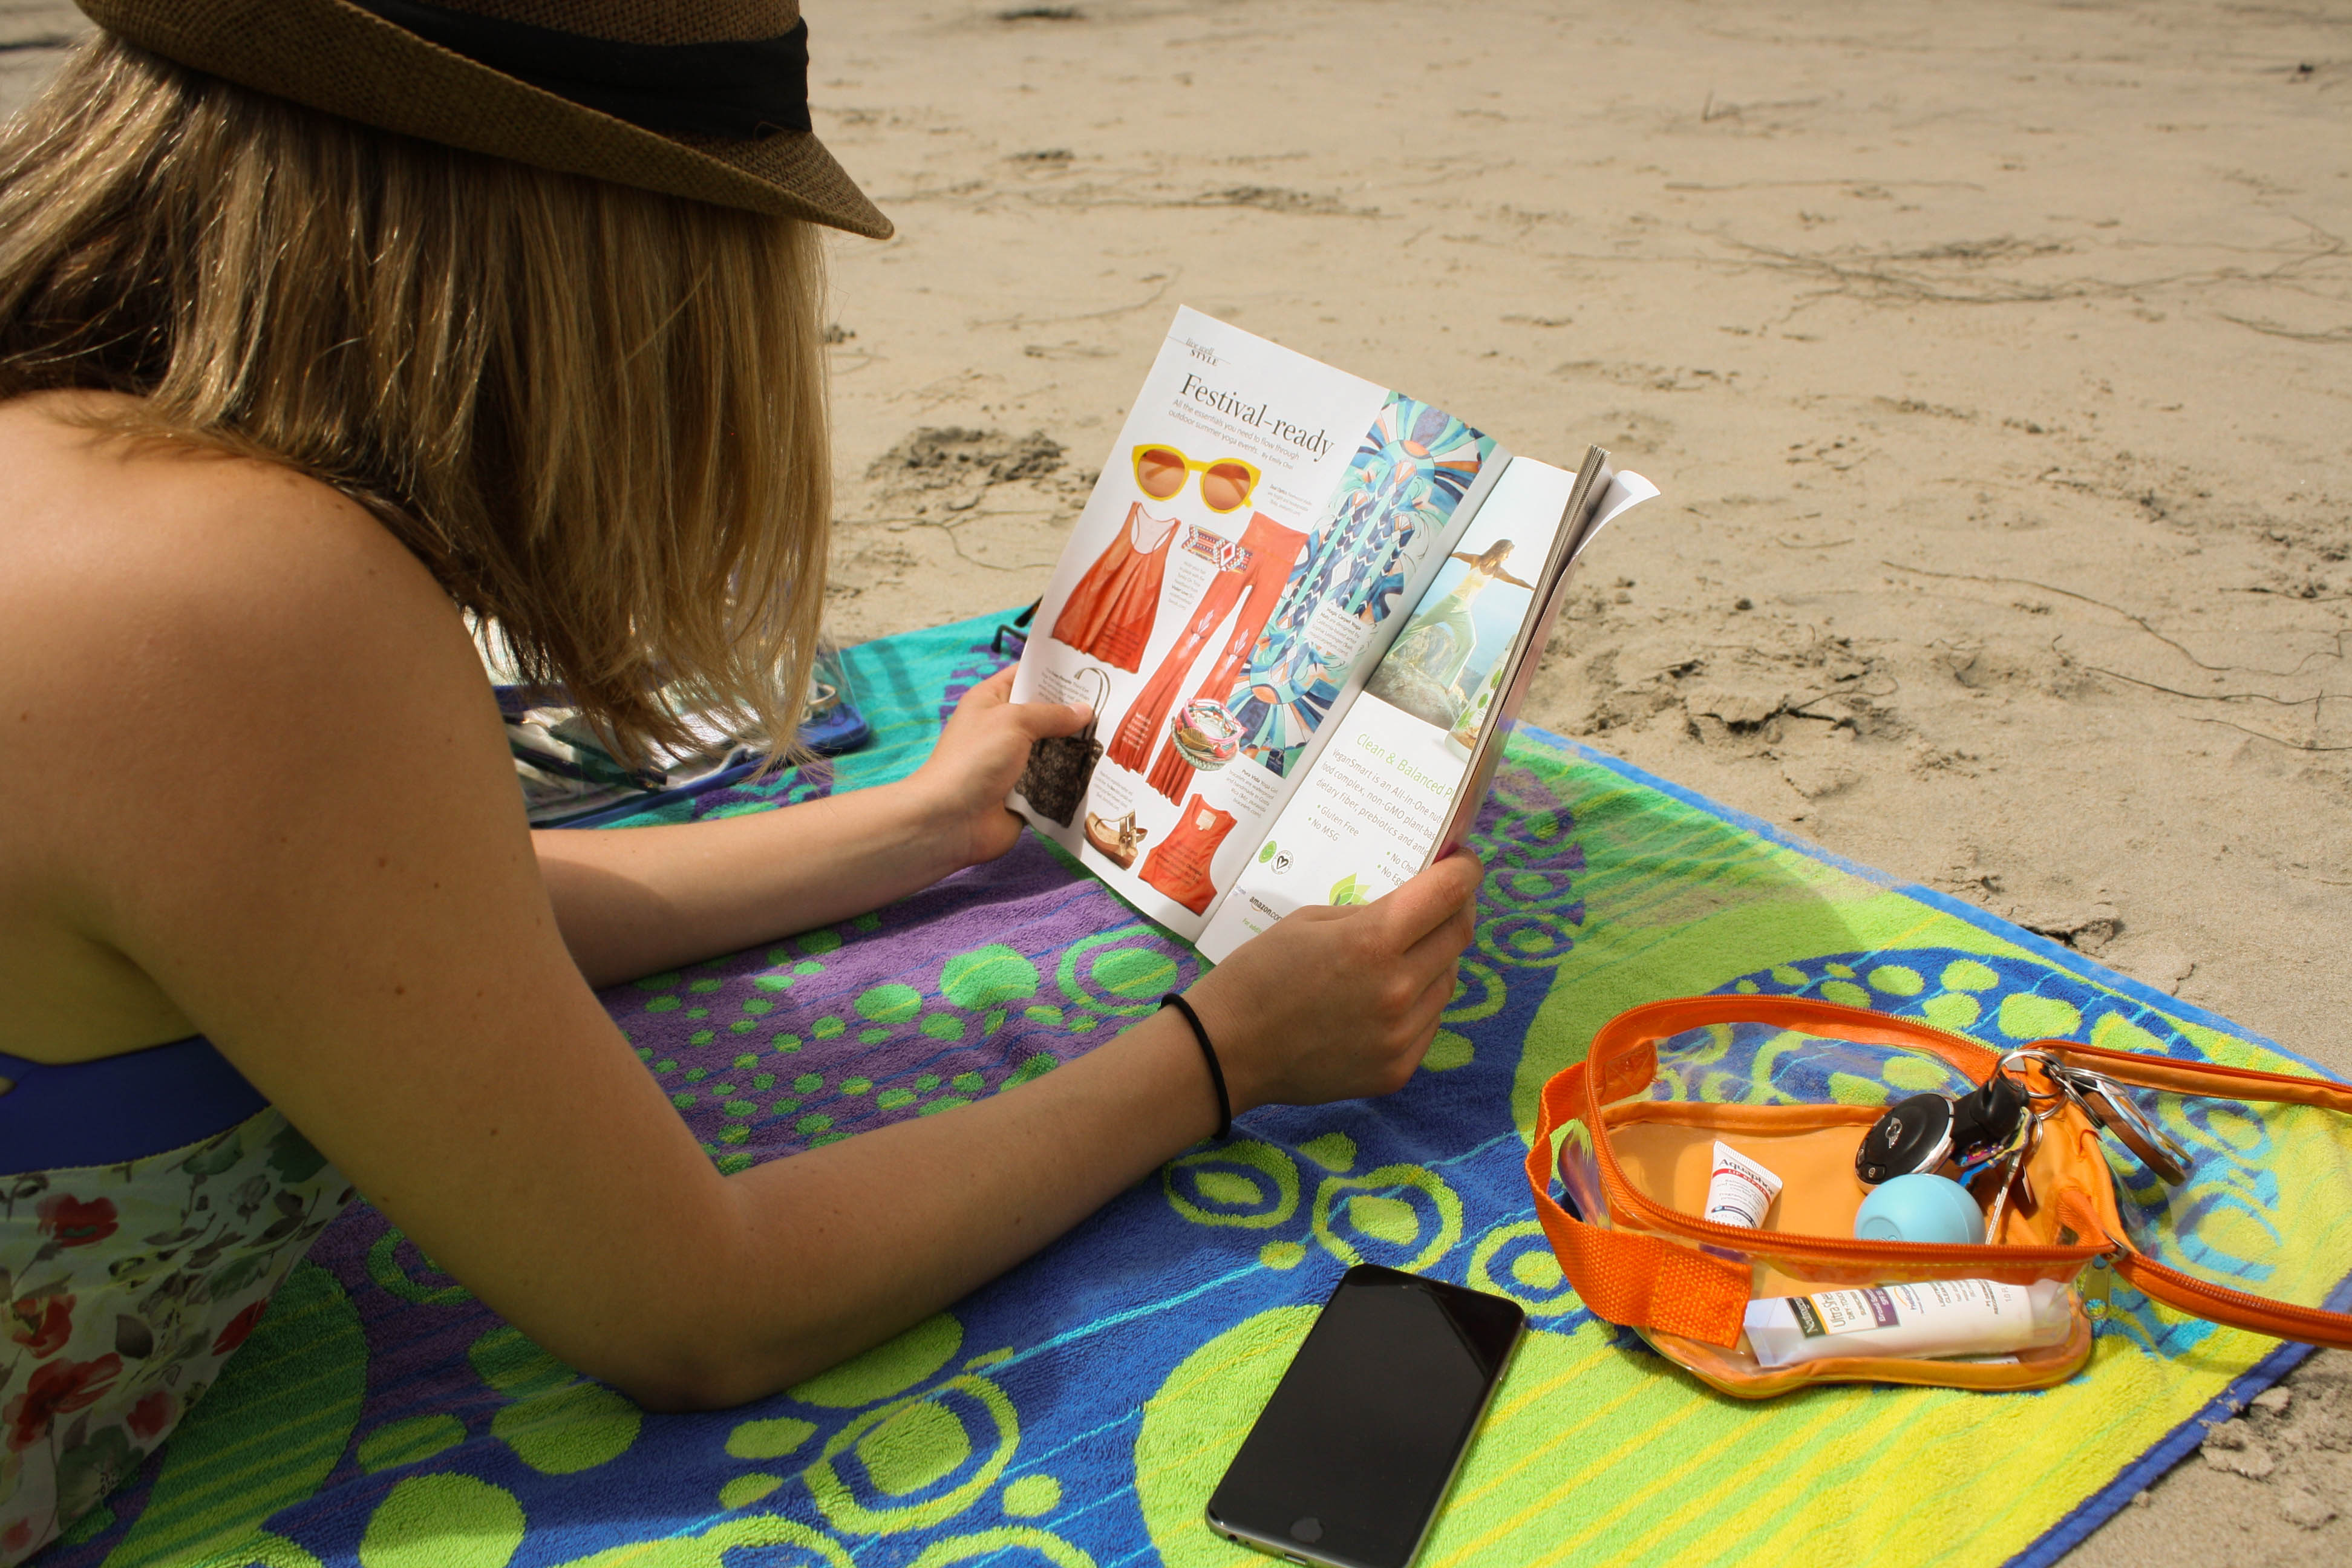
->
xmin=1007 ymin=307 xmax=1655 ymax=958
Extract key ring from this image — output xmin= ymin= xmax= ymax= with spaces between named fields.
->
xmin=1993 ymin=1050 xmax=2073 ymax=1117
xmin=1996 ymin=1048 xmax=2189 ymax=1187
xmin=2044 ymin=1060 xmax=2190 ymax=1186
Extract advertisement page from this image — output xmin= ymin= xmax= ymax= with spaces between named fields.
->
xmin=1010 ymin=308 xmax=1501 ymax=938
xmin=1195 ymin=457 xmax=1578 ymax=960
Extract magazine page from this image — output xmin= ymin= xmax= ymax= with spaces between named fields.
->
xmin=1197 ymin=456 xmax=1651 ymax=961
xmin=1414 ymin=463 xmax=1661 ymax=869
xmin=1008 ymin=307 xmax=1506 ymax=938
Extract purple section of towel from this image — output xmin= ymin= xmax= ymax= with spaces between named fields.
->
xmin=606 ymin=833 xmax=1198 ymax=1160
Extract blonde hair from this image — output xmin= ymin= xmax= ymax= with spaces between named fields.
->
xmin=0 ymin=34 xmax=831 ymax=760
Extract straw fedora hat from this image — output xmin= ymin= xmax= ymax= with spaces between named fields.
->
xmin=73 ymin=0 xmax=891 ymax=238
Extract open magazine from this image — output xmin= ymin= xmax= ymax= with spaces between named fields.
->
xmin=1008 ymin=308 xmax=1655 ymax=962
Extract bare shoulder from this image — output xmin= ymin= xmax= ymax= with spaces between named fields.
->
xmin=0 ymin=390 xmax=514 ymax=890
xmin=0 ymin=392 xmax=528 ymax=1056
xmin=0 ymin=394 xmax=459 ymax=678
xmin=0 ymin=394 xmax=493 ymax=780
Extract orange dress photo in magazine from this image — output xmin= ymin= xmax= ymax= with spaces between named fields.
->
xmin=1048 ymin=501 xmax=1180 ymax=672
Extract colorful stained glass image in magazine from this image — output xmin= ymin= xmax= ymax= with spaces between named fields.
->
xmin=1138 ymin=396 xmax=1498 ymax=801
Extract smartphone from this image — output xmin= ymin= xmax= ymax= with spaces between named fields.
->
xmin=1205 ymin=1264 xmax=1526 ymax=1568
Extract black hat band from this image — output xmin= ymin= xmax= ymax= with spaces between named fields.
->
xmin=351 ymin=0 xmax=812 ymax=139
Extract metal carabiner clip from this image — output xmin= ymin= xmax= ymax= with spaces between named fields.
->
xmin=2042 ymin=1060 xmax=2190 ymax=1187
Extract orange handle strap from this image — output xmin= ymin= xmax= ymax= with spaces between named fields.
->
xmin=2033 ymin=1037 xmax=2352 ymax=1114
xmin=2045 ymin=1068 xmax=2352 ymax=1351
xmin=1592 ymin=995 xmax=1998 ymax=1085
xmin=1524 ymin=1059 xmax=1750 ymax=1348
xmin=2109 ymin=1251 xmax=2352 ymax=1350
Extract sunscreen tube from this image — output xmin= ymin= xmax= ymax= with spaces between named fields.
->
xmin=1743 ymin=1279 xmax=2073 ymax=1368
xmin=1704 ymin=1142 xmax=1783 ymax=1229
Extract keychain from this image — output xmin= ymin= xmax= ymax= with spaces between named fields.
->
xmin=1967 ymin=1110 xmax=2037 ymax=1239
xmin=1981 ymin=1117 xmax=2037 ymax=1240
xmin=1857 ymin=1049 xmax=2189 ymax=1210
xmin=1854 ymin=1071 xmax=2027 ymax=1186
xmin=2043 ymin=1058 xmax=2190 ymax=1186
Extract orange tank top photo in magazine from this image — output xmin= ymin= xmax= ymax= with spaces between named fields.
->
xmin=1139 ymin=793 xmax=1238 ymax=913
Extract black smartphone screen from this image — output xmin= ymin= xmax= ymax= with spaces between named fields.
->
xmin=1205 ymin=1265 xmax=1526 ymax=1568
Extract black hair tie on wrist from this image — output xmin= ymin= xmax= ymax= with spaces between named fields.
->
xmin=1160 ymin=993 xmax=1230 ymax=1142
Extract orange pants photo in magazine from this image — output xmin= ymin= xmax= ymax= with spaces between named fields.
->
xmin=1106 ymin=511 xmax=1305 ymax=785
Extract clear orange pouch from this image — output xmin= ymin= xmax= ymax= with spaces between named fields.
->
xmin=1524 ymin=996 xmax=2352 ymax=1398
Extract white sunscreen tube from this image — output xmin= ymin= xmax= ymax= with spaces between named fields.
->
xmin=1703 ymin=1142 xmax=1783 ymax=1229
xmin=1743 ymin=1279 xmax=2073 ymax=1368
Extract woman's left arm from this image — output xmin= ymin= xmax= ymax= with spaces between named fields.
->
xmin=534 ymin=667 xmax=1087 ymax=987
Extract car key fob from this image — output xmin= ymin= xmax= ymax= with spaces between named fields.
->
xmin=1856 ymin=1093 xmax=1957 ymax=1186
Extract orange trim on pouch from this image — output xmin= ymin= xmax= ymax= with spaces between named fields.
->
xmin=1523 ymin=995 xmax=2352 ymax=1395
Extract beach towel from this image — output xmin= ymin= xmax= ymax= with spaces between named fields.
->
xmin=39 ymin=609 xmax=2352 ymax=1568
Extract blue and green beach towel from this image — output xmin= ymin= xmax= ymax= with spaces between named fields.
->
xmin=42 ymin=610 xmax=2352 ymax=1568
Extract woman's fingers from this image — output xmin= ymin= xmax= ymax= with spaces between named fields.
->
xmin=1408 ymin=958 xmax=1458 ymax=1032
xmin=1403 ymin=869 xmax=1480 ymax=949
xmin=1399 ymin=884 xmax=1478 ymax=976
xmin=1399 ymin=897 xmax=1475 ymax=1025
xmin=944 ymin=665 xmax=1018 ymax=719
xmin=1374 ymin=851 xmax=1485 ymax=952
xmin=1364 ymin=954 xmax=1467 ymax=1093
xmin=965 ymin=667 xmax=1092 ymax=739
xmin=941 ymin=667 xmax=1090 ymax=753
xmin=1024 ymin=698 xmax=1093 ymax=738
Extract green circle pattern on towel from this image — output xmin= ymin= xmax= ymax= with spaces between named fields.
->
xmin=467 ymin=1326 xmax=641 ymax=1476
xmin=365 ymin=1229 xmax=472 ymax=1307
xmin=358 ymin=1475 xmax=524 ymax=1568
xmin=1309 ymin=1165 xmax=1463 ymax=1273
xmin=1057 ymin=929 xmax=1183 ymax=1018
xmin=1162 ymin=1142 xmax=1300 ymax=1230
xmin=804 ymin=1377 xmax=1020 ymax=1536
xmin=1469 ymin=1220 xmax=1577 ymax=1313
xmin=789 ymin=1314 xmax=964 ymax=1409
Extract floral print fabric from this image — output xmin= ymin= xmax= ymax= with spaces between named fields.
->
xmin=1 ymin=1109 xmax=350 ymax=1566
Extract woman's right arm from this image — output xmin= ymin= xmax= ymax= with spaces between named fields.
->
xmin=27 ymin=446 xmax=1480 ymax=1409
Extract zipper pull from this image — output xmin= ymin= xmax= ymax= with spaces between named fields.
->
xmin=2080 ymin=1255 xmax=2115 ymax=1325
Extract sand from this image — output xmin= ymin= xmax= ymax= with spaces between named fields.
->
xmin=4 ymin=2 xmax=2347 ymax=1560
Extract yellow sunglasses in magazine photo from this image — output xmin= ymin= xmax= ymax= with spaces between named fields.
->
xmin=1132 ymin=445 xmax=1261 ymax=513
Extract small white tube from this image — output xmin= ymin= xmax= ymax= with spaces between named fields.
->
xmin=1703 ymin=1142 xmax=1783 ymax=1229
xmin=1743 ymin=1279 xmax=2073 ymax=1368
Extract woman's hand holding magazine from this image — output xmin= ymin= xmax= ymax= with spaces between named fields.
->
xmin=1182 ymin=851 xmax=1485 ymax=1113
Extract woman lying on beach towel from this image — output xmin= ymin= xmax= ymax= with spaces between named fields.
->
xmin=0 ymin=4 xmax=1481 ymax=1559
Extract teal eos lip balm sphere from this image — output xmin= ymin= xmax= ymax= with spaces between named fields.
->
xmin=1853 ymin=1173 xmax=1987 ymax=1246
